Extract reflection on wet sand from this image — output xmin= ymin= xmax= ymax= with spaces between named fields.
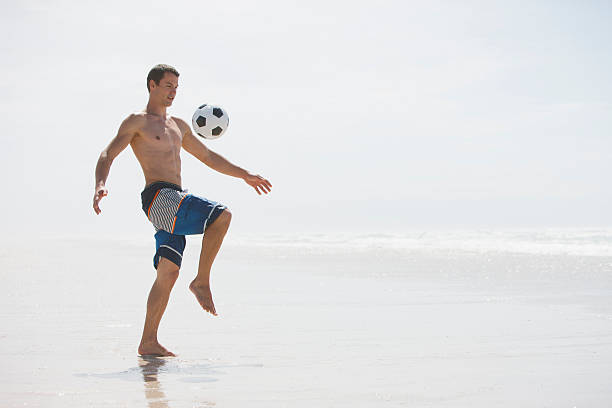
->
xmin=139 ymin=357 xmax=169 ymax=408
xmin=137 ymin=357 xmax=218 ymax=407
xmin=77 ymin=357 xmax=231 ymax=406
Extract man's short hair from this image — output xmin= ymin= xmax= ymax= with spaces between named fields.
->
xmin=147 ymin=64 xmax=180 ymax=92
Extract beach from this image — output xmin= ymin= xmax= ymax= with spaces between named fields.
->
xmin=2 ymin=230 xmax=612 ymax=407
xmin=2 ymin=0 xmax=611 ymax=405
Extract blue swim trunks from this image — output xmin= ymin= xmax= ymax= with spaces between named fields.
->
xmin=141 ymin=182 xmax=227 ymax=269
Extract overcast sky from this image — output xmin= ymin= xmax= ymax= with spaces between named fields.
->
xmin=2 ymin=0 xmax=611 ymax=235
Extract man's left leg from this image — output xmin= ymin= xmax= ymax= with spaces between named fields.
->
xmin=189 ymin=209 xmax=232 ymax=315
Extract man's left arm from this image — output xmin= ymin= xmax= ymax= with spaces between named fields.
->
xmin=179 ymin=119 xmax=272 ymax=195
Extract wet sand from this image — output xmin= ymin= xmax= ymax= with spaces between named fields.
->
xmin=1 ymin=232 xmax=612 ymax=407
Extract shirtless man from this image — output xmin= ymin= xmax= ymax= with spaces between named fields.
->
xmin=92 ymin=64 xmax=272 ymax=357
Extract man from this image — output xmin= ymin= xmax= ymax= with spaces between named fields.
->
xmin=92 ymin=64 xmax=272 ymax=357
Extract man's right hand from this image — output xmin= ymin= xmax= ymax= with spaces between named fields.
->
xmin=93 ymin=186 xmax=108 ymax=215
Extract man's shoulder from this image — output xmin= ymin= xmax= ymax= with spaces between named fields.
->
xmin=171 ymin=116 xmax=191 ymax=134
xmin=171 ymin=115 xmax=189 ymax=127
xmin=118 ymin=111 xmax=146 ymax=128
xmin=124 ymin=111 xmax=147 ymax=123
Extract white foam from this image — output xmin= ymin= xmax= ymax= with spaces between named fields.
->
xmin=229 ymin=228 xmax=612 ymax=257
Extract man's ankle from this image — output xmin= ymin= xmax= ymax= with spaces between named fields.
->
xmin=190 ymin=278 xmax=210 ymax=287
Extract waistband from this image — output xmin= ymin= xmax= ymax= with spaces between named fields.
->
xmin=141 ymin=181 xmax=183 ymax=214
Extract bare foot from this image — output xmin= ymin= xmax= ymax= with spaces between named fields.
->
xmin=189 ymin=281 xmax=218 ymax=316
xmin=138 ymin=341 xmax=176 ymax=357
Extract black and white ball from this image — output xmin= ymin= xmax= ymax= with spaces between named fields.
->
xmin=191 ymin=104 xmax=229 ymax=139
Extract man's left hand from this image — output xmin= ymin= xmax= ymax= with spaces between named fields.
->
xmin=244 ymin=173 xmax=272 ymax=195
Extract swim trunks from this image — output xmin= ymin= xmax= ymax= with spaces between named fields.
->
xmin=141 ymin=181 xmax=227 ymax=269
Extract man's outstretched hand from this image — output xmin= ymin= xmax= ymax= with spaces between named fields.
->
xmin=243 ymin=173 xmax=272 ymax=195
xmin=93 ymin=186 xmax=108 ymax=214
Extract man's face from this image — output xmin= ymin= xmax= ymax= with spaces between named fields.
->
xmin=150 ymin=72 xmax=178 ymax=106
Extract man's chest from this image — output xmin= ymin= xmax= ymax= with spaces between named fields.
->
xmin=139 ymin=121 xmax=183 ymax=146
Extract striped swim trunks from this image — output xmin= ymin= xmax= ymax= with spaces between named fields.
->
xmin=141 ymin=181 xmax=227 ymax=269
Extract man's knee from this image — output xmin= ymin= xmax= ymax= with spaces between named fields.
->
xmin=156 ymin=258 xmax=180 ymax=286
xmin=216 ymin=209 xmax=232 ymax=228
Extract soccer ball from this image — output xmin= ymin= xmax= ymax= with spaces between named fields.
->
xmin=191 ymin=104 xmax=229 ymax=140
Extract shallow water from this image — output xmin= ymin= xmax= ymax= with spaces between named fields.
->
xmin=2 ymin=230 xmax=612 ymax=407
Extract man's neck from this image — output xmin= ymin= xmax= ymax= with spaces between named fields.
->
xmin=145 ymin=101 xmax=167 ymax=119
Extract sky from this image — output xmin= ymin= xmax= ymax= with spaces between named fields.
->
xmin=1 ymin=0 xmax=611 ymax=235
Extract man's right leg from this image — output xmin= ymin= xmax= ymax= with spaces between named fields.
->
xmin=138 ymin=257 xmax=180 ymax=357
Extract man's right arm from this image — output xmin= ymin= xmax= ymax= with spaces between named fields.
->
xmin=93 ymin=115 xmax=138 ymax=214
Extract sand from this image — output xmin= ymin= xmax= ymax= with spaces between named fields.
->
xmin=1 ymin=230 xmax=612 ymax=407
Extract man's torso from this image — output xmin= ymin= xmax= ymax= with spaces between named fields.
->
xmin=129 ymin=113 xmax=184 ymax=186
